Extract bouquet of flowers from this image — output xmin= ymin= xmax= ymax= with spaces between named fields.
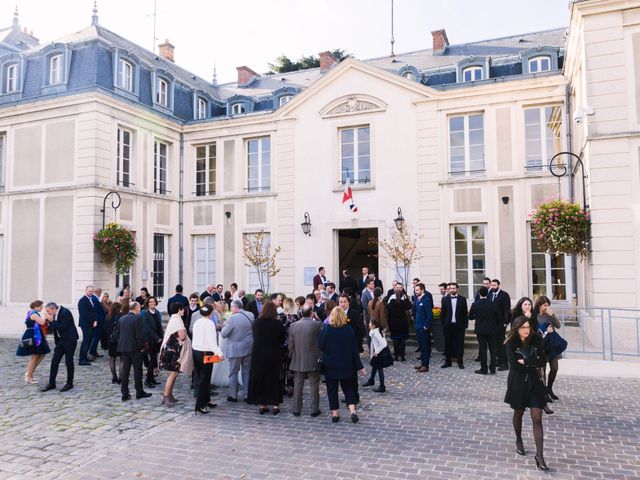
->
xmin=432 ymin=306 xmax=441 ymax=320
xmin=530 ymin=200 xmax=589 ymax=258
xmin=93 ymin=223 xmax=137 ymax=274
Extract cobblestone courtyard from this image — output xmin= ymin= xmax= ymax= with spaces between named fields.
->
xmin=1 ymin=337 xmax=639 ymax=480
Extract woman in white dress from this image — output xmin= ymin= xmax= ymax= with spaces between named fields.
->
xmin=211 ymin=301 xmax=233 ymax=387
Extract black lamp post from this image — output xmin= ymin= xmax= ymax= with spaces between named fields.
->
xmin=301 ymin=211 xmax=312 ymax=236
xmin=101 ymin=191 xmax=122 ymax=229
xmin=549 ymin=152 xmax=588 ymax=211
xmin=394 ymin=207 xmax=405 ymax=231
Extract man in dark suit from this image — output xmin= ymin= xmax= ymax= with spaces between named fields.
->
xmin=473 ymin=277 xmax=492 ymax=362
xmin=312 ymin=267 xmax=328 ymax=290
xmin=369 ymin=272 xmax=383 ymax=291
xmin=77 ymin=285 xmax=97 ymax=366
xmin=490 ymin=279 xmax=512 ymax=371
xmin=200 ymin=284 xmax=215 ymax=302
xmin=88 ymin=289 xmax=106 ymax=360
xmin=357 ymin=267 xmax=369 ymax=293
xmin=325 ymin=282 xmax=339 ymax=303
xmin=41 ymin=303 xmax=79 ymax=392
xmin=246 ymin=289 xmax=264 ymax=318
xmin=469 ymin=286 xmax=501 ymax=374
xmin=440 ymin=282 xmax=468 ymax=369
xmin=167 ymin=284 xmax=189 ymax=311
xmin=413 ymin=283 xmax=433 ymax=373
xmin=339 ymin=270 xmax=357 ymax=294
xmin=339 ymin=294 xmax=365 ymax=403
xmin=117 ymin=301 xmax=151 ymax=401
xmin=237 ymin=290 xmax=249 ymax=310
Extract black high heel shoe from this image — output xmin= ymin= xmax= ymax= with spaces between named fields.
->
xmin=543 ymin=405 xmax=554 ymax=415
xmin=194 ymin=407 xmax=209 ymax=415
xmin=259 ymin=407 xmax=269 ymax=415
xmin=112 ymin=377 xmax=121 ymax=384
xmin=516 ymin=439 xmax=525 ymax=456
xmin=535 ymin=455 xmax=549 ymax=471
xmin=547 ymin=388 xmax=559 ymax=400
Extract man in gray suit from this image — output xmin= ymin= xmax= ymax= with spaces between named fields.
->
xmin=289 ymin=306 xmax=322 ymax=417
xmin=221 ymin=300 xmax=254 ymax=402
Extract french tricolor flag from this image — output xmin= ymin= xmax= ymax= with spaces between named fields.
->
xmin=342 ymin=177 xmax=358 ymax=213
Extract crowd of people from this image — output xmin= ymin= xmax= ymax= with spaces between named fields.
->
xmin=16 ymin=266 xmax=566 ymax=470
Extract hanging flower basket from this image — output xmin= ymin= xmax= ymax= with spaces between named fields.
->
xmin=93 ymin=223 xmax=137 ymax=274
xmin=530 ymin=200 xmax=589 ymax=258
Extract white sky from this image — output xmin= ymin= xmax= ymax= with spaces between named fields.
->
xmin=10 ymin=0 xmax=570 ymax=84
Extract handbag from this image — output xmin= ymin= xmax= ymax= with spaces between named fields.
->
xmin=316 ymin=327 xmax=327 ymax=373
xmin=544 ymin=330 xmax=568 ymax=357
xmin=378 ymin=346 xmax=394 ymax=368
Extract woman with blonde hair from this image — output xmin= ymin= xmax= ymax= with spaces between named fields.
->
xmin=318 ymin=306 xmax=365 ymax=423
xmin=159 ymin=303 xmax=193 ymax=406
xmin=17 ymin=300 xmax=51 ymax=384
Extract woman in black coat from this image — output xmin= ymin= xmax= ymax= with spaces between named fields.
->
xmin=386 ymin=288 xmax=412 ymax=361
xmin=504 ymin=315 xmax=549 ymax=471
xmin=247 ymin=301 xmax=286 ymax=415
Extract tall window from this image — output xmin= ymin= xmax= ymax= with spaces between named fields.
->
xmin=4 ymin=64 xmax=17 ymax=93
xmin=340 ymin=126 xmax=370 ymax=184
xmin=0 ymin=134 xmax=4 ymax=191
xmin=195 ymin=144 xmax=216 ymax=196
xmin=117 ymin=127 xmax=132 ymax=187
xmin=462 ymin=66 xmax=483 ymax=82
xmin=232 ymin=103 xmax=245 ymax=114
xmin=528 ymin=56 xmax=551 ymax=73
xmin=279 ymin=95 xmax=292 ymax=107
xmin=194 ymin=235 xmax=216 ymax=293
xmin=153 ymin=234 xmax=167 ymax=299
xmin=49 ymin=54 xmax=63 ymax=85
xmin=196 ymin=97 xmax=207 ymax=119
xmin=154 ymin=140 xmax=168 ymax=194
xmin=247 ymin=137 xmax=270 ymax=192
xmin=524 ymin=106 xmax=562 ymax=171
xmin=453 ymin=224 xmax=486 ymax=299
xmin=531 ymin=230 xmax=567 ymax=300
xmin=449 ymin=114 xmax=485 ymax=176
xmin=156 ymin=78 xmax=168 ymax=107
xmin=118 ymin=59 xmax=133 ymax=91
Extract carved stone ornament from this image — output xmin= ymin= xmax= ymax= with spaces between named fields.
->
xmin=322 ymin=96 xmax=385 ymax=117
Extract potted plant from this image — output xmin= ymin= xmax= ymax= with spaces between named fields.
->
xmin=93 ymin=222 xmax=137 ymax=274
xmin=530 ymin=200 xmax=589 ymax=258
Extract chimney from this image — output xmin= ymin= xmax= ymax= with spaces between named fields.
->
xmin=236 ymin=66 xmax=258 ymax=86
xmin=319 ymin=51 xmax=337 ymax=73
xmin=158 ymin=39 xmax=175 ymax=62
xmin=431 ymin=29 xmax=449 ymax=55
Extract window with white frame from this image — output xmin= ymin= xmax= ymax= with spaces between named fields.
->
xmin=153 ymin=233 xmax=168 ymax=299
xmin=530 ymin=227 xmax=567 ymax=300
xmin=340 ymin=126 xmax=370 ymax=184
xmin=194 ymin=235 xmax=216 ymax=293
xmin=278 ymin=95 xmax=292 ymax=107
xmin=196 ymin=97 xmax=207 ymax=119
xmin=156 ymin=77 xmax=168 ymax=107
xmin=449 ymin=113 xmax=485 ymax=176
xmin=0 ymin=134 xmax=5 ymax=191
xmin=245 ymin=232 xmax=270 ymax=292
xmin=462 ymin=66 xmax=483 ymax=82
xmin=154 ymin=140 xmax=168 ymax=194
xmin=117 ymin=127 xmax=132 ymax=187
xmin=3 ymin=63 xmax=17 ymax=93
xmin=118 ymin=59 xmax=133 ymax=91
xmin=49 ymin=54 xmax=63 ymax=85
xmin=232 ymin=103 xmax=245 ymax=114
xmin=195 ymin=143 xmax=216 ymax=196
xmin=453 ymin=224 xmax=486 ymax=299
xmin=524 ymin=105 xmax=562 ymax=171
xmin=247 ymin=137 xmax=270 ymax=192
xmin=403 ymin=71 xmax=417 ymax=81
xmin=528 ymin=56 xmax=551 ymax=73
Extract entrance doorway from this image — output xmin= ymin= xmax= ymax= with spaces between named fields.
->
xmin=337 ymin=228 xmax=378 ymax=287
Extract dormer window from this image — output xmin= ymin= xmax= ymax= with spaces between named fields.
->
xmin=118 ymin=59 xmax=134 ymax=91
xmin=196 ymin=97 xmax=207 ymax=119
xmin=232 ymin=103 xmax=245 ymax=115
xmin=156 ymin=78 xmax=168 ymax=107
xmin=3 ymin=63 xmax=17 ymax=93
xmin=49 ymin=54 xmax=63 ymax=85
xmin=403 ymin=71 xmax=417 ymax=81
xmin=279 ymin=95 xmax=292 ymax=107
xmin=528 ymin=55 xmax=551 ymax=73
xmin=462 ymin=66 xmax=483 ymax=82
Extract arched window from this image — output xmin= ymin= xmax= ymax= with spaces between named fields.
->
xmin=118 ymin=59 xmax=134 ymax=91
xmin=403 ymin=71 xmax=416 ymax=81
xmin=49 ymin=54 xmax=63 ymax=85
xmin=156 ymin=78 xmax=168 ymax=107
xmin=3 ymin=63 xmax=18 ymax=93
xmin=528 ymin=56 xmax=551 ymax=73
xmin=462 ymin=66 xmax=483 ymax=82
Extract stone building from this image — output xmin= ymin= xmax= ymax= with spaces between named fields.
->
xmin=0 ymin=0 xmax=638 ymax=333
